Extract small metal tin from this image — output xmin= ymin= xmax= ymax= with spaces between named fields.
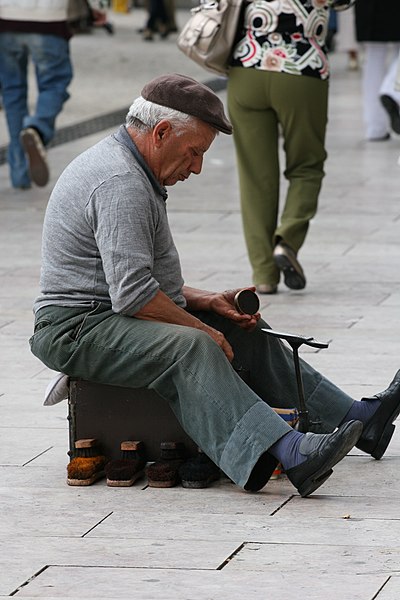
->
xmin=234 ymin=289 xmax=260 ymax=315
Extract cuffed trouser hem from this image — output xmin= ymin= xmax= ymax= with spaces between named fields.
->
xmin=220 ymin=401 xmax=289 ymax=488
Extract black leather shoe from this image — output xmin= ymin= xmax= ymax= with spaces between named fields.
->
xmin=381 ymin=94 xmax=400 ymax=135
xmin=273 ymin=242 xmax=306 ymax=290
xmin=285 ymin=420 xmax=363 ymax=497
xmin=356 ymin=369 xmax=400 ymax=459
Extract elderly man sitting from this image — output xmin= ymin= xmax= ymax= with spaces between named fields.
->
xmin=30 ymin=74 xmax=400 ymax=497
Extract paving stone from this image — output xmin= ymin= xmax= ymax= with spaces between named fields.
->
xmin=226 ymin=540 xmax=400 ymax=575
xmin=12 ymin=567 xmax=384 ymax=599
xmin=88 ymin=507 xmax=400 ymax=548
xmin=376 ymin=576 xmax=400 ymax=599
xmin=0 ymin=427 xmax=68 ymax=466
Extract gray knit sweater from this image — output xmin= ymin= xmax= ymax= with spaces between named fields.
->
xmin=34 ymin=126 xmax=185 ymax=315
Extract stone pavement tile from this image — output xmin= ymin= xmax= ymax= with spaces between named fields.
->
xmin=1 ymin=345 xmax=41 ymax=380
xmin=88 ymin=506 xmax=400 ymax=548
xmin=277 ymin=493 xmax=400 ymax=520
xmin=370 ymin=222 xmax=400 ymax=244
xmin=12 ymin=567 xmax=384 ymax=599
xmin=270 ymin=455 xmax=400 ymax=498
xmin=347 ymin=242 xmax=400 ymax=259
xmin=0 ymin=492 xmax=111 ymax=538
xmin=0 ymin=378 xmax=68 ymax=421
xmin=2 ymin=536 xmax=240 ymax=590
xmin=0 ymin=356 xmax=46 ymax=381
xmin=299 ymin=212 xmax=382 ymax=241
xmin=0 ymin=316 xmax=38 ymax=337
xmin=381 ymin=291 xmax=400 ymax=307
xmin=0 ymin=475 xmax=290 ymax=528
xmin=377 ymin=577 xmax=400 ymax=599
xmin=0 ymin=274 xmax=40 ymax=302
xmin=132 ymin=481 xmax=290 ymax=515
xmin=0 ymin=464 xmax=93 ymax=490
xmin=312 ymin=258 xmax=399 ymax=284
xmin=0 ymin=376 xmax=61 ymax=400
xmin=172 ymin=238 xmax=247 ymax=269
xmin=264 ymin=282 xmax=398 ymax=307
xmin=225 ymin=540 xmax=400 ymax=575
xmin=0 ymin=402 xmax=67 ymax=429
xmin=180 ymin=266 xmax=253 ymax=290
xmin=320 ymin=193 xmax=400 ymax=216
xmin=0 ymin=427 xmax=67 ymax=465
xmin=352 ymin=306 xmax=400 ymax=331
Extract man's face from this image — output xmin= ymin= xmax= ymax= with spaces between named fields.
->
xmin=153 ymin=119 xmax=217 ymax=186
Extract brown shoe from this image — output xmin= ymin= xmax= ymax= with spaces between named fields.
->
xmin=273 ymin=242 xmax=306 ymax=290
xmin=20 ymin=127 xmax=49 ymax=187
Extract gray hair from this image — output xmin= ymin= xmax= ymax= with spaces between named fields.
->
xmin=126 ymin=96 xmax=197 ymax=135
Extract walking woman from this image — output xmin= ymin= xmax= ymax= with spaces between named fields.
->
xmin=227 ymin=0 xmax=332 ymax=294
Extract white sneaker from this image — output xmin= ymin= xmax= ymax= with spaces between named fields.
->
xmin=43 ymin=373 xmax=69 ymax=406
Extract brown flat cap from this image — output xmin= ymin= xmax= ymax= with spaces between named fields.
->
xmin=141 ymin=73 xmax=233 ymax=135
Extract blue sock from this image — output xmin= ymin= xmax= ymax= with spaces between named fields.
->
xmin=339 ymin=399 xmax=380 ymax=426
xmin=269 ymin=429 xmax=307 ymax=471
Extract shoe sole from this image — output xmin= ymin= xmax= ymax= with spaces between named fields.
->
xmin=294 ymin=421 xmax=363 ymax=497
xmin=381 ymin=95 xmax=400 ymax=135
xmin=370 ymin=424 xmax=395 ymax=460
xmin=20 ymin=129 xmax=49 ymax=187
xmin=106 ymin=470 xmax=144 ymax=487
xmin=67 ymin=470 xmax=105 ymax=486
xmin=274 ymin=254 xmax=306 ymax=290
xmin=147 ymin=478 xmax=178 ymax=488
xmin=357 ymin=403 xmax=400 ymax=460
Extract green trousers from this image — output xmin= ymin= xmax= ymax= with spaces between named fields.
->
xmin=227 ymin=68 xmax=329 ymax=286
xmin=30 ymin=303 xmax=352 ymax=488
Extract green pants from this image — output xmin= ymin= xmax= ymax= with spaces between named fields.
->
xmin=30 ymin=303 xmax=352 ymax=488
xmin=227 ymin=68 xmax=329 ymax=286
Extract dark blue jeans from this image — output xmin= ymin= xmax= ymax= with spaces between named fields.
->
xmin=0 ymin=32 xmax=73 ymax=188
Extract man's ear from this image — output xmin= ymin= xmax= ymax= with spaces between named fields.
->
xmin=153 ymin=120 xmax=172 ymax=146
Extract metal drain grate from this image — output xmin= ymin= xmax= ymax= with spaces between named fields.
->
xmin=0 ymin=77 xmax=227 ymax=167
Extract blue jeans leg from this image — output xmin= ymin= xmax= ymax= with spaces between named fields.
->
xmin=24 ymin=34 xmax=73 ymax=144
xmin=0 ymin=32 xmax=72 ymax=187
xmin=0 ymin=33 xmax=30 ymax=188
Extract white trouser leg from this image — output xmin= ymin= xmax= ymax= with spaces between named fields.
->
xmin=380 ymin=47 xmax=400 ymax=104
xmin=362 ymin=43 xmax=390 ymax=139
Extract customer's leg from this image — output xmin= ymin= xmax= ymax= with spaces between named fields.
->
xmin=0 ymin=33 xmax=30 ymax=188
xmin=227 ymin=68 xmax=280 ymax=288
xmin=29 ymin=304 xmax=291 ymax=488
xmin=201 ymin=311 xmax=400 ymax=461
xmin=25 ymin=34 xmax=73 ymax=144
xmin=273 ymin=73 xmax=328 ymax=252
xmin=195 ymin=312 xmax=354 ymax=433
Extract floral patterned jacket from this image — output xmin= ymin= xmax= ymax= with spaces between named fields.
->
xmin=230 ymin=0 xmax=330 ymax=80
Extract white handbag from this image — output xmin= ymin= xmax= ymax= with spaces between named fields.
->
xmin=177 ymin=0 xmax=244 ymax=77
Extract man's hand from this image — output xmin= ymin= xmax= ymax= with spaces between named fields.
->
xmin=212 ymin=287 xmax=261 ymax=331
xmin=183 ymin=286 xmax=261 ymax=331
xmin=133 ymin=289 xmax=234 ymax=361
